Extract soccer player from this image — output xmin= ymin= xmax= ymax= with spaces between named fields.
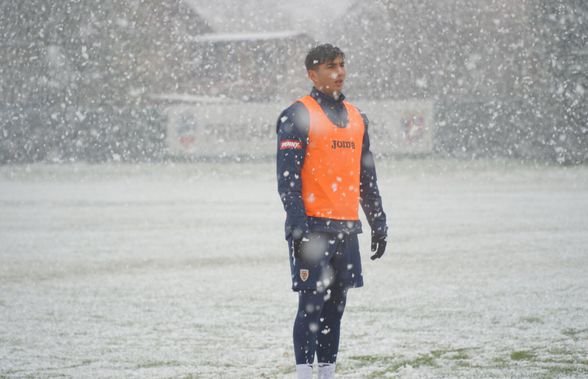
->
xmin=276 ymin=44 xmax=388 ymax=379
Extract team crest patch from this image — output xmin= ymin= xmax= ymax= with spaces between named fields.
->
xmin=280 ymin=139 xmax=302 ymax=150
xmin=300 ymin=269 xmax=309 ymax=282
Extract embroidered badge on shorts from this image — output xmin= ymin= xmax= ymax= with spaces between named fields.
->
xmin=300 ymin=269 xmax=309 ymax=282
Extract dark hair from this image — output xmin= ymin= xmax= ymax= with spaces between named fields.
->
xmin=305 ymin=44 xmax=345 ymax=70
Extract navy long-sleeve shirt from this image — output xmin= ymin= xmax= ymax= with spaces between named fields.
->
xmin=276 ymin=87 xmax=387 ymax=240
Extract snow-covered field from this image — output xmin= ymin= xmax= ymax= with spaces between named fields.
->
xmin=0 ymin=159 xmax=587 ymax=378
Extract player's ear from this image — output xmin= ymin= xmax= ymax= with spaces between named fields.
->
xmin=307 ymin=69 xmax=318 ymax=83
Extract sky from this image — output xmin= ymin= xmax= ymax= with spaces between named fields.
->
xmin=185 ymin=0 xmax=355 ymax=40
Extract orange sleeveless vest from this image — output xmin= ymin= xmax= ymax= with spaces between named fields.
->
xmin=298 ymin=95 xmax=365 ymax=220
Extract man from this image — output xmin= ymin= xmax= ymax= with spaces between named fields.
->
xmin=276 ymin=44 xmax=388 ymax=379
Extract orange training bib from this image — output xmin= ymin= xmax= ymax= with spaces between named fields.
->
xmin=298 ymin=95 xmax=365 ymax=220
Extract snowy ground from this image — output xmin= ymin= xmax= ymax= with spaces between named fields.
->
xmin=0 ymin=159 xmax=587 ymax=378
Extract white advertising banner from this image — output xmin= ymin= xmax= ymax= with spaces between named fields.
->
xmin=165 ymin=98 xmax=434 ymax=157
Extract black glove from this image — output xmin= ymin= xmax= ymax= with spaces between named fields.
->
xmin=370 ymin=231 xmax=387 ymax=260
xmin=292 ymin=236 xmax=310 ymax=260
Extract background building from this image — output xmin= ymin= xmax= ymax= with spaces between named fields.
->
xmin=186 ymin=31 xmax=313 ymax=102
xmin=0 ymin=0 xmax=213 ymax=162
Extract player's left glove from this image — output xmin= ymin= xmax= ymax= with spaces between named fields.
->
xmin=370 ymin=231 xmax=387 ymax=260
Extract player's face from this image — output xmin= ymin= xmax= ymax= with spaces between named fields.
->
xmin=308 ymin=56 xmax=346 ymax=98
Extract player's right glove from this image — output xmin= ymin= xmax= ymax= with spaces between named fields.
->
xmin=370 ymin=231 xmax=387 ymax=260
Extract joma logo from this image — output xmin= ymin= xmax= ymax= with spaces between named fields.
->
xmin=331 ymin=140 xmax=355 ymax=150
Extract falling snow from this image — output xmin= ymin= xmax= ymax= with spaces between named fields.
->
xmin=1 ymin=0 xmax=587 ymax=378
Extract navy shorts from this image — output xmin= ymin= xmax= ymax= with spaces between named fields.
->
xmin=287 ymin=232 xmax=364 ymax=292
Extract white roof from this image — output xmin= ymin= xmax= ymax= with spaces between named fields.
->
xmin=148 ymin=93 xmax=239 ymax=104
xmin=189 ymin=30 xmax=306 ymax=43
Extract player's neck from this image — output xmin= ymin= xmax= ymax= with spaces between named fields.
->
xmin=313 ymin=87 xmax=343 ymax=102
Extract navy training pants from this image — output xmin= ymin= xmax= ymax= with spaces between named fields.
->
xmin=293 ymin=286 xmax=348 ymax=364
